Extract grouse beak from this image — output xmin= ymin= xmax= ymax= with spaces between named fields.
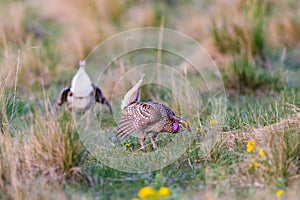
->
xmin=179 ymin=119 xmax=191 ymax=132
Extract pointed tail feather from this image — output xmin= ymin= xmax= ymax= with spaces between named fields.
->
xmin=121 ymin=74 xmax=145 ymax=111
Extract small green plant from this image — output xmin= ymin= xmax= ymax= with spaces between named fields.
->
xmin=222 ymin=56 xmax=283 ymax=93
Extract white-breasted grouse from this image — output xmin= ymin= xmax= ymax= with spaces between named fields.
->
xmin=51 ymin=60 xmax=112 ymax=115
xmin=117 ymin=74 xmax=191 ymax=149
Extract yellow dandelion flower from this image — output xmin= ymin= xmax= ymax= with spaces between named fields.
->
xmin=210 ymin=119 xmax=218 ymax=126
xmin=259 ymin=148 xmax=266 ymax=159
xmin=247 ymin=140 xmax=256 ymax=153
xmin=138 ymin=187 xmax=156 ymax=199
xmin=158 ymin=187 xmax=171 ymax=198
xmin=276 ymin=189 xmax=284 ymax=197
xmin=249 ymin=159 xmax=259 ymax=168
xmin=125 ymin=143 xmax=132 ymax=147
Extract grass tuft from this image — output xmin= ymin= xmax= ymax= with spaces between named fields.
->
xmin=222 ymin=56 xmax=284 ymax=93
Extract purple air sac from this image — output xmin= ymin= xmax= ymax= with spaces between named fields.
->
xmin=173 ymin=122 xmax=179 ymax=132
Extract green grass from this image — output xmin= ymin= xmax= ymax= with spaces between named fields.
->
xmin=221 ymin=56 xmax=284 ymax=93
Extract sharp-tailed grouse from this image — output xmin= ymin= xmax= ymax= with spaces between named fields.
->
xmin=117 ymin=74 xmax=191 ymax=149
xmin=51 ymin=60 xmax=112 ymax=115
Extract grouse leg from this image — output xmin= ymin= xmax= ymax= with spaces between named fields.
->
xmin=151 ymin=133 xmax=158 ymax=149
xmin=140 ymin=134 xmax=146 ymax=150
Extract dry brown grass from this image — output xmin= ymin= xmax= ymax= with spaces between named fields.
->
xmin=0 ymin=0 xmax=122 ymax=93
xmin=269 ymin=7 xmax=300 ymax=47
xmin=185 ymin=187 xmax=299 ymax=200
xmin=221 ymin=112 xmax=300 ymax=150
xmin=216 ymin=110 xmax=300 ymax=194
xmin=0 ymin=82 xmax=85 ymax=199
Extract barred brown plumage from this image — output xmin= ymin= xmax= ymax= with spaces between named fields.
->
xmin=117 ymin=74 xmax=191 ymax=149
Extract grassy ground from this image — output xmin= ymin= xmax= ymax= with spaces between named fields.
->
xmin=0 ymin=0 xmax=300 ymax=199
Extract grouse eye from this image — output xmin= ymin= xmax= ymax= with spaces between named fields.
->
xmin=68 ymin=92 xmax=73 ymax=97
